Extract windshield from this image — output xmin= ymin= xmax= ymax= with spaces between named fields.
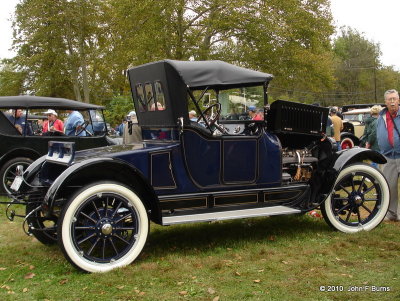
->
xmin=218 ymin=86 xmax=265 ymax=121
xmin=343 ymin=113 xmax=370 ymax=122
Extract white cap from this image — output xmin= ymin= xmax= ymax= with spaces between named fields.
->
xmin=127 ymin=111 xmax=136 ymax=117
xmin=43 ymin=109 xmax=57 ymax=116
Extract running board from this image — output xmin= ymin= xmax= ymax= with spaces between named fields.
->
xmin=162 ymin=205 xmax=301 ymax=225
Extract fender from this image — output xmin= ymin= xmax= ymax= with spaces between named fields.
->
xmin=332 ymin=148 xmax=386 ymax=171
xmin=0 ymin=147 xmax=41 ymax=167
xmin=43 ymin=157 xmax=161 ymax=223
xmin=315 ymin=148 xmax=386 ymax=201
xmin=310 ymin=147 xmax=386 ymax=207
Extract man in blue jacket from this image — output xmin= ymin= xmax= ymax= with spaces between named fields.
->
xmin=377 ymin=89 xmax=400 ymax=221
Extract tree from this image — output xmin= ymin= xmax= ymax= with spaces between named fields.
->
xmin=0 ymin=59 xmax=26 ymax=96
xmin=12 ymin=0 xmax=109 ymax=103
xmin=332 ymin=27 xmax=381 ymax=104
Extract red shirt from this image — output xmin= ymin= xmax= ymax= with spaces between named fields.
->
xmin=43 ymin=119 xmax=64 ymax=133
xmin=386 ymin=111 xmax=396 ymax=147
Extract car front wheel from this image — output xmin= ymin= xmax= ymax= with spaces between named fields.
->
xmin=321 ymin=163 xmax=389 ymax=233
xmin=58 ymin=182 xmax=149 ymax=273
xmin=340 ymin=137 xmax=355 ymax=149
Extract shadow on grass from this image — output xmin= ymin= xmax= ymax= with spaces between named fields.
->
xmin=145 ymin=214 xmax=332 ymax=258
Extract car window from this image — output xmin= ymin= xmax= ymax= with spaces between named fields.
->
xmin=219 ymin=86 xmax=264 ymax=121
xmin=88 ymin=109 xmax=107 ymax=135
xmin=0 ymin=109 xmax=22 ymax=135
xmin=136 ymin=84 xmax=147 ymax=112
xmin=154 ymin=81 xmax=166 ymax=110
xmin=145 ymin=83 xmax=155 ymax=111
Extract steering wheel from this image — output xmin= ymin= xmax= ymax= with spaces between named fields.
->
xmin=197 ymin=103 xmax=221 ymax=127
xmin=75 ymin=121 xmax=93 ymax=136
xmin=246 ymin=122 xmax=260 ymax=135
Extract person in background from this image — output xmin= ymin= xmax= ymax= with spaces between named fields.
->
xmin=123 ymin=111 xmax=142 ymax=144
xmin=117 ymin=117 xmax=127 ymax=136
xmin=326 ymin=115 xmax=333 ymax=137
xmin=248 ymin=106 xmax=263 ymax=120
xmin=333 ymin=106 xmax=343 ymax=119
xmin=42 ymin=109 xmax=64 ymax=134
xmin=8 ymin=108 xmax=32 ymax=135
xmin=364 ymin=105 xmax=382 ymax=151
xmin=377 ymin=89 xmax=400 ymax=221
xmin=150 ymin=102 xmax=165 ymax=111
xmin=189 ymin=110 xmax=197 ymax=121
xmin=64 ymin=110 xmax=86 ymax=136
xmin=330 ymin=107 xmax=343 ymax=150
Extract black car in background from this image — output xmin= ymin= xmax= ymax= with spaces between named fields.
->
xmin=0 ymin=96 xmax=115 ymax=194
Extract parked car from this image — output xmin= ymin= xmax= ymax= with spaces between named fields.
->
xmin=341 ymin=103 xmax=385 ymax=113
xmin=340 ymin=108 xmax=372 ymax=149
xmin=8 ymin=60 xmax=389 ymax=273
xmin=0 ymin=96 xmax=116 ymax=194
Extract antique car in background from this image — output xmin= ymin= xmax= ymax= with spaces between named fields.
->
xmin=0 ymin=96 xmax=116 ymax=194
xmin=340 ymin=108 xmax=370 ymax=149
xmin=8 ymin=60 xmax=389 ymax=273
xmin=339 ymin=103 xmax=386 ymax=149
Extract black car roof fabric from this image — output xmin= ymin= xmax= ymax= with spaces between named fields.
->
xmin=129 ymin=60 xmax=273 ymax=89
xmin=0 ymin=96 xmax=104 ymax=109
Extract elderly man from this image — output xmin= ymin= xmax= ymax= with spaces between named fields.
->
xmin=377 ymin=89 xmax=400 ymax=221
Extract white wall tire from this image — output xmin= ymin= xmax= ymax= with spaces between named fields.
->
xmin=58 ymin=183 xmax=149 ymax=273
xmin=321 ymin=164 xmax=389 ymax=233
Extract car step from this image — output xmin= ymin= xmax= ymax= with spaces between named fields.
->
xmin=162 ymin=205 xmax=301 ymax=225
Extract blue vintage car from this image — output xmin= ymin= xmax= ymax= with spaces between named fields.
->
xmin=8 ymin=60 xmax=389 ymax=273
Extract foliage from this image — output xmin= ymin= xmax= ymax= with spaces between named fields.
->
xmin=332 ymin=27 xmax=381 ymax=105
xmin=6 ymin=0 xmax=337 ymax=105
xmin=2 ymin=1 xmax=400 ymax=107
xmin=12 ymin=0 xmax=110 ymax=103
xmin=0 ymin=59 xmax=26 ymax=96
xmin=103 ymin=95 xmax=135 ymax=127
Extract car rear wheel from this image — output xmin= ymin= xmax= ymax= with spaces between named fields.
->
xmin=58 ymin=182 xmax=149 ymax=273
xmin=0 ymin=157 xmax=33 ymax=194
xmin=321 ymin=163 xmax=389 ymax=233
xmin=340 ymin=137 xmax=355 ymax=149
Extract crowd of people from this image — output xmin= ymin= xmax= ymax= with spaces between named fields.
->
xmin=7 ymin=109 xmax=87 ymax=136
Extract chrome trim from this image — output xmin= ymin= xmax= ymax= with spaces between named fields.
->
xmin=158 ymin=184 xmax=308 ymax=200
xmin=162 ymin=205 xmax=301 ymax=225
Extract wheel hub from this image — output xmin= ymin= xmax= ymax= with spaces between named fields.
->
xmin=354 ymin=195 xmax=362 ymax=205
xmin=101 ymin=223 xmax=113 ymax=235
xmin=349 ymin=191 xmax=363 ymax=206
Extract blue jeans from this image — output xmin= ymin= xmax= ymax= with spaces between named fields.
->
xmin=336 ymin=141 xmax=342 ymax=151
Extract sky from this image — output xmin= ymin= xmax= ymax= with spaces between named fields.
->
xmin=1 ymin=0 xmax=400 ymax=70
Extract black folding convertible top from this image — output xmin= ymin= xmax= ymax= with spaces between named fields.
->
xmin=0 ymin=96 xmax=104 ymax=109
xmin=162 ymin=60 xmax=273 ymax=89
xmin=129 ymin=60 xmax=273 ymax=90
xmin=127 ymin=60 xmax=273 ymax=127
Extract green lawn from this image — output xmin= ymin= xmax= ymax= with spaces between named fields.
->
xmin=0 ymin=202 xmax=399 ymax=301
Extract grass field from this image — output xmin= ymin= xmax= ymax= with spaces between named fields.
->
xmin=0 ymin=202 xmax=399 ymax=301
